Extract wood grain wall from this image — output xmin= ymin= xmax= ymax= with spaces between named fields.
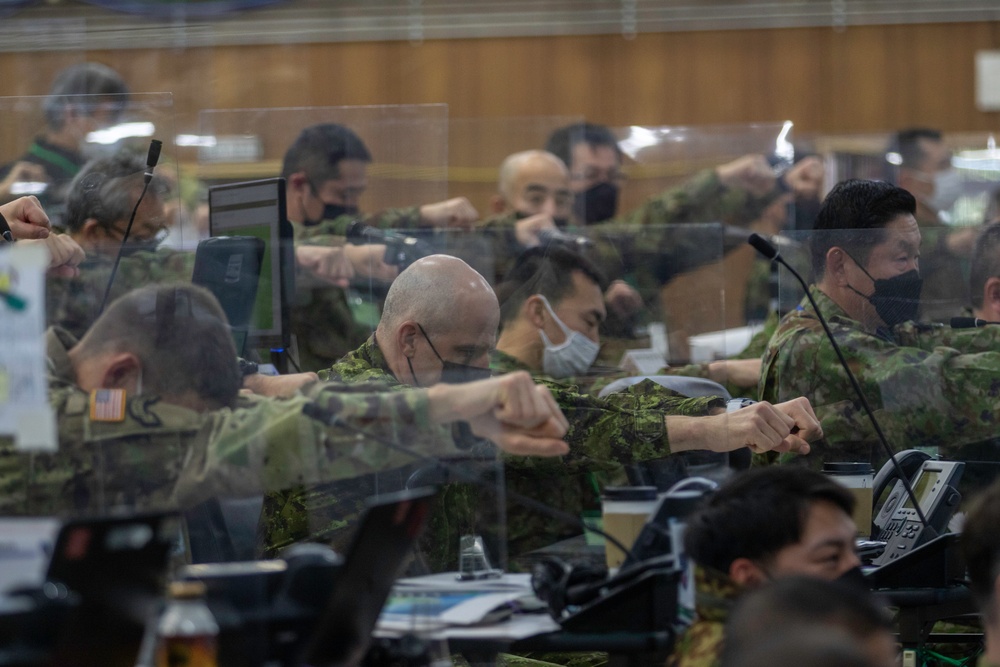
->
xmin=3 ymin=20 xmax=1000 ymax=210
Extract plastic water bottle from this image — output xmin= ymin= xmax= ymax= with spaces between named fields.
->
xmin=154 ymin=581 xmax=219 ymax=667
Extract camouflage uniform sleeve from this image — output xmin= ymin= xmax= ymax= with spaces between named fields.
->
xmin=473 ymin=211 xmax=527 ymax=285
xmin=508 ymin=377 xmax=721 ymax=469
xmin=171 ymin=387 xmax=456 ymax=508
xmin=366 ymin=207 xmax=423 ymax=230
xmin=618 ymin=169 xmax=745 ymax=228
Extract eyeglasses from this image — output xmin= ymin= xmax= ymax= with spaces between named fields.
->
xmin=104 ymin=221 xmax=170 ymax=245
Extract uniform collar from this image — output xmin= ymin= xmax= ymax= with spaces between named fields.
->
xmin=46 ymin=326 xmax=79 ymax=387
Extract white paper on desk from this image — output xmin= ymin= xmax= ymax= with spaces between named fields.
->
xmin=0 ymin=244 xmax=55 ymax=452
xmin=380 ymin=591 xmax=523 ymax=629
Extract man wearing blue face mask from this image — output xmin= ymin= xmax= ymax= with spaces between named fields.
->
xmin=889 ymin=127 xmax=980 ymax=322
xmin=491 ymin=246 xmax=822 ymax=556
xmin=760 ymin=178 xmax=1000 ymax=470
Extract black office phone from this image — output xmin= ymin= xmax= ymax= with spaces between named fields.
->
xmin=871 ymin=459 xmax=963 ymax=567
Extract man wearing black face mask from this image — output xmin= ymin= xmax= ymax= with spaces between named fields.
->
xmin=544 ymin=122 xmax=825 ymax=228
xmin=281 ymin=123 xmax=481 ymax=370
xmin=478 ymin=149 xmax=646 ymax=341
xmin=761 ymin=178 xmax=1000 ymax=470
xmin=257 ymin=254 xmax=499 ymax=558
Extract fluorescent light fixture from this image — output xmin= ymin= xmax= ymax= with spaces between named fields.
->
xmin=176 ymin=134 xmax=217 ymax=147
xmin=85 ymin=122 xmax=155 ymax=145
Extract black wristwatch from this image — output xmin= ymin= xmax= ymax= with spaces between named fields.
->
xmin=238 ymin=357 xmax=259 ymax=378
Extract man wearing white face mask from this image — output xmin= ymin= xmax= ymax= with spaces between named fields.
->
xmin=889 ymin=127 xmax=980 ymax=322
xmin=492 ymin=246 xmax=823 ymax=467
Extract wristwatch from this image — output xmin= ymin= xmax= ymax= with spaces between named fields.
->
xmin=238 ymin=357 xmax=259 ymax=378
xmin=726 ymin=398 xmax=757 ymax=413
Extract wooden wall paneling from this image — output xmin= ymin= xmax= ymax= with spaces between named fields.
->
xmin=2 ymin=22 xmax=1000 ymax=173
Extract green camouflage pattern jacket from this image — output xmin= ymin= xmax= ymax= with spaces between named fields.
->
xmin=46 ymin=248 xmax=195 ymax=340
xmin=287 ymin=208 xmax=423 ymax=372
xmin=0 ymin=328 xmax=457 ymax=518
xmin=256 ymin=335 xmax=429 ymax=558
xmin=667 ymin=566 xmax=742 ymax=667
xmin=475 ymin=169 xmax=776 ymax=285
xmin=490 ymin=349 xmax=724 ymax=559
xmin=760 ymin=286 xmax=1000 ymax=469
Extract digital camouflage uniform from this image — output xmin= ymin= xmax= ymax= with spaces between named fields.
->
xmin=288 ymin=208 xmax=424 ymax=372
xmin=260 ymin=336 xmax=724 ymax=568
xmin=45 ymin=248 xmax=195 ymax=339
xmin=475 ymin=169 xmax=777 ymax=285
xmin=759 ymin=286 xmax=1000 ymax=470
xmin=489 ymin=349 xmax=725 ymax=560
xmin=0 ymin=328 xmax=459 ymax=517
xmin=258 ymin=335 xmax=491 ymax=566
xmin=667 ymin=566 xmax=742 ymax=667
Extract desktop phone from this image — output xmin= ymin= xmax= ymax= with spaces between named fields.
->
xmin=871 ymin=460 xmax=963 ymax=567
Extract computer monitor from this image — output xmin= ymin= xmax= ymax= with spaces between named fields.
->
xmin=208 ymin=178 xmax=293 ymax=351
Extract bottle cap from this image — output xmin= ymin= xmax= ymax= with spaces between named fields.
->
xmin=167 ymin=580 xmax=207 ymax=600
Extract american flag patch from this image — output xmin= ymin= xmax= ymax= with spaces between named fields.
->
xmin=89 ymin=389 xmax=126 ymax=422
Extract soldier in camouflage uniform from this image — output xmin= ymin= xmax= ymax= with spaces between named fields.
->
xmin=760 ymin=179 xmax=1000 ymax=470
xmin=0 ymin=283 xmax=569 ymax=518
xmin=259 ymin=253 xmax=821 ymax=566
xmin=0 ymin=62 xmax=129 ymax=224
xmin=280 ymin=123 xmax=479 ymax=371
xmin=670 ymin=467 xmax=860 ymax=667
xmin=889 ymin=128 xmax=979 ymax=323
xmin=967 ymin=221 xmax=1000 ymax=324
xmin=475 ymin=150 xmax=769 ymax=397
xmin=45 ymin=150 xmax=196 ymax=338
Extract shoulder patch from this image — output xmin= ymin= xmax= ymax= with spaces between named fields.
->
xmin=89 ymin=389 xmax=126 ymax=422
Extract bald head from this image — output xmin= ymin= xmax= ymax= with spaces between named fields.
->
xmin=377 ymin=255 xmax=499 ymax=385
xmin=495 ymin=150 xmax=572 ymax=221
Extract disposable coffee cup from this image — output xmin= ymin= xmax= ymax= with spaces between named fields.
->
xmin=602 ymin=486 xmax=658 ymax=569
xmin=823 ymin=462 xmax=875 ymax=538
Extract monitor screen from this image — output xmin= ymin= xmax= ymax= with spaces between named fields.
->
xmin=208 ymin=178 xmax=291 ymax=347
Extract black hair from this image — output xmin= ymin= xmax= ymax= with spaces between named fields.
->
xmin=544 ymin=122 xmax=622 ymax=169
xmin=43 ymin=62 xmax=130 ymax=131
xmin=961 ymin=478 xmax=1000 ymax=621
xmin=280 ymin=123 xmax=372 ymax=184
xmin=684 ymin=466 xmax=855 ymax=574
xmin=496 ymin=245 xmax=607 ymax=327
xmin=885 ymin=127 xmax=943 ymax=183
xmin=969 ymin=222 xmax=1000 ymax=310
xmin=809 ymin=179 xmax=917 ymax=280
